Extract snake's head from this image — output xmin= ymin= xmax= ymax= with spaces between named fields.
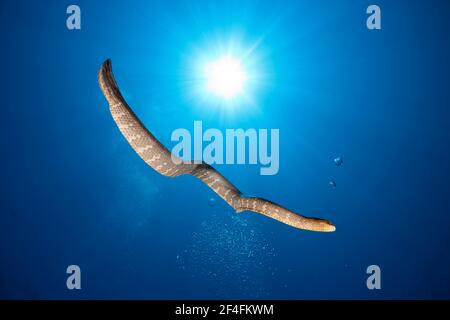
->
xmin=315 ymin=219 xmax=336 ymax=232
xmin=296 ymin=216 xmax=336 ymax=232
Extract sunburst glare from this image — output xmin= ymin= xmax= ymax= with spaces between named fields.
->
xmin=204 ymin=56 xmax=247 ymax=99
xmin=183 ymin=34 xmax=267 ymax=117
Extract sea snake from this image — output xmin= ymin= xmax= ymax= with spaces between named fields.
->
xmin=98 ymin=59 xmax=336 ymax=232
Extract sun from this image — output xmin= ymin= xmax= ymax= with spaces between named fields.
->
xmin=186 ymin=35 xmax=266 ymax=112
xmin=204 ymin=56 xmax=247 ymax=100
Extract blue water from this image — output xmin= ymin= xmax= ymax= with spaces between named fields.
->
xmin=1 ymin=0 xmax=450 ymax=299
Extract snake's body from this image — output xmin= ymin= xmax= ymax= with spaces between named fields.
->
xmin=98 ymin=59 xmax=335 ymax=232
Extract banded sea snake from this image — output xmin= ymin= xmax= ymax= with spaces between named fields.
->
xmin=98 ymin=59 xmax=336 ymax=232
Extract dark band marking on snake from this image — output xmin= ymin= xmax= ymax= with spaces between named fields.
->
xmin=98 ymin=59 xmax=336 ymax=232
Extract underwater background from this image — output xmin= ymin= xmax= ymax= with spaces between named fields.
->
xmin=1 ymin=0 xmax=450 ymax=299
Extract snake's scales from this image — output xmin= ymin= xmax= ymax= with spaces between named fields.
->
xmin=98 ymin=59 xmax=335 ymax=232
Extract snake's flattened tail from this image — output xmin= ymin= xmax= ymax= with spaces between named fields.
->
xmin=98 ymin=59 xmax=195 ymax=178
xmin=98 ymin=59 xmax=336 ymax=233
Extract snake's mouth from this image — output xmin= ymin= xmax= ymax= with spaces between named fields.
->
xmin=324 ymin=222 xmax=336 ymax=232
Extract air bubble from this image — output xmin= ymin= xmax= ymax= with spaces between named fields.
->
xmin=334 ymin=157 xmax=343 ymax=166
xmin=208 ymin=197 xmax=216 ymax=207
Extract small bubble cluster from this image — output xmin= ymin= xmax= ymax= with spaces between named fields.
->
xmin=176 ymin=211 xmax=277 ymax=298
xmin=330 ymin=156 xmax=343 ymax=188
